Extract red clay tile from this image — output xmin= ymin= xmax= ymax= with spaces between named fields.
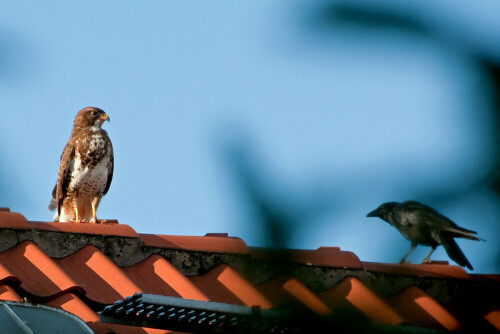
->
xmin=0 ymin=241 xmax=82 ymax=298
xmin=139 ymin=234 xmax=248 ymax=254
xmin=0 ymin=262 xmax=20 ymax=285
xmin=484 ymin=309 xmax=500 ymax=331
xmin=363 ymin=262 xmax=470 ymax=279
xmin=46 ymin=293 xmax=100 ymax=323
xmin=387 ymin=285 xmax=461 ymax=331
xmin=56 ymin=245 xmax=142 ymax=304
xmin=0 ymin=284 xmax=22 ymax=301
xmin=470 ymin=274 xmax=500 ymax=283
xmin=249 ymin=247 xmax=363 ymax=269
xmin=190 ymin=264 xmax=271 ymax=308
xmin=0 ymin=210 xmax=30 ymax=230
xmin=123 ymin=255 xmax=209 ymax=301
xmin=29 ymin=221 xmax=139 ymax=238
xmin=282 ymin=278 xmax=331 ymax=315
xmin=319 ymin=276 xmax=403 ymax=325
xmin=44 ymin=293 xmax=151 ymax=334
xmin=204 ymin=233 xmax=229 ymax=237
xmin=291 ymin=247 xmax=363 ymax=269
xmin=257 ymin=275 xmax=331 ymax=315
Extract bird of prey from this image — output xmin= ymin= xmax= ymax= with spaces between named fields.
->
xmin=49 ymin=107 xmax=113 ymax=223
xmin=366 ymin=200 xmax=483 ymax=270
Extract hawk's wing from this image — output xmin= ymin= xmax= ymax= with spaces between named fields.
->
xmin=103 ymin=139 xmax=113 ymax=195
xmin=49 ymin=141 xmax=75 ymax=216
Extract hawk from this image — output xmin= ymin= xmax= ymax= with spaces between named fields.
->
xmin=49 ymin=107 xmax=114 ymax=223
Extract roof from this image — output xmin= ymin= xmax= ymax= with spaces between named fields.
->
xmin=0 ymin=207 xmax=499 ymax=333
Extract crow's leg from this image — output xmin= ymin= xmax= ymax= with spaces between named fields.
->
xmin=422 ymin=246 xmax=437 ymax=264
xmin=399 ymin=243 xmax=417 ymax=263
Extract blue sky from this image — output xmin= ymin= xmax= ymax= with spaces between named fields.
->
xmin=1 ymin=1 xmax=499 ymax=272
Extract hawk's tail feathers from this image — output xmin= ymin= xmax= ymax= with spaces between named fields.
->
xmin=48 ymin=199 xmax=58 ymax=211
xmin=441 ymin=234 xmax=473 ymax=270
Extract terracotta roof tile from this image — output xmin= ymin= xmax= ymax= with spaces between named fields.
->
xmin=0 ymin=262 xmax=20 ymax=285
xmin=363 ymin=261 xmax=471 ymax=279
xmin=122 ymin=255 xmax=208 ymax=301
xmin=189 ymin=264 xmax=272 ymax=308
xmin=256 ymin=275 xmax=331 ymax=315
xmin=282 ymin=278 xmax=331 ymax=315
xmin=387 ymin=285 xmax=461 ymax=331
xmin=29 ymin=221 xmax=138 ymax=238
xmin=319 ymin=276 xmax=403 ymax=325
xmin=250 ymin=246 xmax=363 ymax=269
xmin=0 ymin=210 xmax=497 ymax=333
xmin=0 ymin=210 xmax=31 ymax=230
xmin=139 ymin=233 xmax=248 ymax=254
xmin=56 ymin=245 xmax=142 ymax=304
xmin=0 ymin=241 xmax=82 ymax=298
xmin=0 ymin=284 xmax=22 ymax=301
xmin=484 ymin=309 xmax=500 ymax=331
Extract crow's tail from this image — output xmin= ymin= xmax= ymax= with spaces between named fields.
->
xmin=440 ymin=234 xmax=473 ymax=270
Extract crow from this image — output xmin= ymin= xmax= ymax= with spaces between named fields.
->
xmin=366 ymin=200 xmax=484 ymax=270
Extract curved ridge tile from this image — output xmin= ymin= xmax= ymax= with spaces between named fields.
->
xmin=140 ymin=234 xmax=248 ymax=254
xmin=363 ymin=262 xmax=470 ymax=279
xmin=56 ymin=245 xmax=142 ymax=304
xmin=0 ymin=284 xmax=22 ymax=301
xmin=29 ymin=221 xmax=139 ymax=238
xmin=45 ymin=292 xmax=171 ymax=334
xmin=0 ymin=241 xmax=82 ymax=298
xmin=46 ymin=293 xmax=99 ymax=323
xmin=0 ymin=262 xmax=20 ymax=285
xmin=386 ymin=285 xmax=461 ymax=331
xmin=283 ymin=278 xmax=331 ymax=315
xmin=193 ymin=264 xmax=272 ymax=308
xmin=257 ymin=275 xmax=330 ymax=315
xmin=123 ymin=255 xmax=208 ymax=301
xmin=292 ymin=247 xmax=363 ymax=269
xmin=0 ymin=210 xmax=30 ymax=230
xmin=190 ymin=264 xmax=271 ymax=308
xmin=319 ymin=276 xmax=403 ymax=325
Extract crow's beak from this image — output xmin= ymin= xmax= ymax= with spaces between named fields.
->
xmin=366 ymin=209 xmax=379 ymax=218
xmin=100 ymin=113 xmax=110 ymax=122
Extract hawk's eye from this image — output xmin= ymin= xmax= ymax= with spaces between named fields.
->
xmin=91 ymin=110 xmax=98 ymax=117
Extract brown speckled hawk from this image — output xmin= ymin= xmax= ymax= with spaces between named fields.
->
xmin=49 ymin=107 xmax=114 ymax=223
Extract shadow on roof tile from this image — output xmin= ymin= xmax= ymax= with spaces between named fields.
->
xmin=139 ymin=234 xmax=248 ymax=254
xmin=386 ymin=285 xmax=461 ymax=331
xmin=484 ymin=309 xmax=500 ymax=331
xmin=363 ymin=262 xmax=470 ymax=279
xmin=250 ymin=247 xmax=363 ymax=269
xmin=257 ymin=274 xmax=331 ymax=315
xmin=123 ymin=255 xmax=208 ymax=301
xmin=189 ymin=264 xmax=265 ymax=307
xmin=190 ymin=264 xmax=272 ymax=308
xmin=55 ymin=245 xmax=142 ymax=305
xmin=0 ymin=241 xmax=82 ymax=298
xmin=319 ymin=276 xmax=403 ymax=325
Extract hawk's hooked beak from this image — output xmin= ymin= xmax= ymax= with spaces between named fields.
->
xmin=100 ymin=113 xmax=110 ymax=122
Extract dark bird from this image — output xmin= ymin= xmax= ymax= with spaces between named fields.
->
xmin=49 ymin=107 xmax=113 ymax=223
xmin=366 ymin=201 xmax=483 ymax=270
